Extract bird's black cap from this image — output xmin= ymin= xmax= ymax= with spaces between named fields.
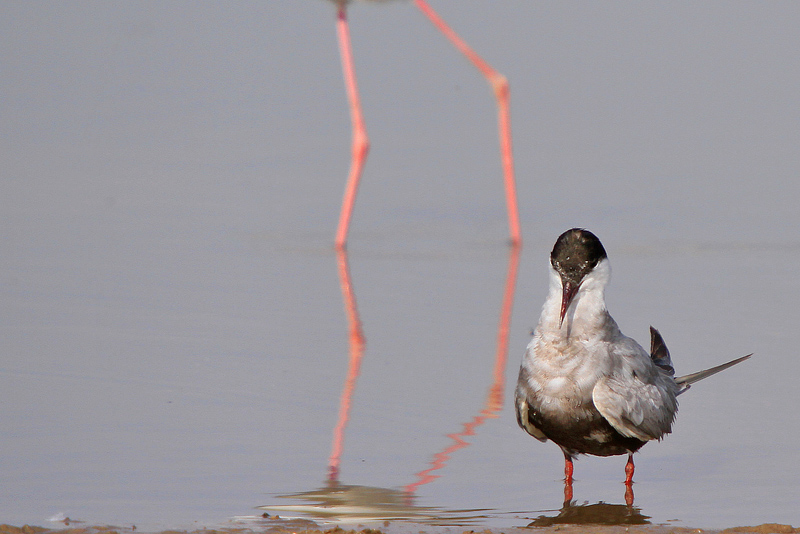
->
xmin=550 ymin=228 xmax=608 ymax=285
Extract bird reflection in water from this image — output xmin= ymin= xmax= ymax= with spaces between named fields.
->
xmin=260 ymin=245 xmax=519 ymax=525
xmin=527 ymin=500 xmax=650 ymax=527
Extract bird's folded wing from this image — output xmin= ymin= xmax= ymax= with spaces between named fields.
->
xmin=592 ymin=376 xmax=677 ymax=442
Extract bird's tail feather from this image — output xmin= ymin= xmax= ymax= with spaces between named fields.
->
xmin=649 ymin=326 xmax=675 ymax=375
xmin=675 ymin=353 xmax=752 ymax=395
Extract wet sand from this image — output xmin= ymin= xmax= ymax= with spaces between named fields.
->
xmin=2 ymin=519 xmax=797 ymax=534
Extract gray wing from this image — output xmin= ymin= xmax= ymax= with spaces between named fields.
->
xmin=592 ymin=337 xmax=679 ymax=442
xmin=593 ymin=375 xmax=678 ymax=441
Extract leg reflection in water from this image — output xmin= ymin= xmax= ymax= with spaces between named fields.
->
xmin=262 ymin=244 xmax=520 ymax=524
xmin=327 ymin=248 xmax=366 ymax=483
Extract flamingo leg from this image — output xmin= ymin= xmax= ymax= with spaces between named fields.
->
xmin=413 ymin=0 xmax=521 ymax=246
xmin=327 ymin=248 xmax=367 ymax=481
xmin=334 ymin=4 xmax=371 ymax=249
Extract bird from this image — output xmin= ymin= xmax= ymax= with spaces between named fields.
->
xmin=515 ymin=228 xmax=751 ymax=504
xmin=329 ymin=0 xmax=521 ymax=248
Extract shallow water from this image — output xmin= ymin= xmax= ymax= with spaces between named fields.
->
xmin=2 ymin=1 xmax=799 ymax=531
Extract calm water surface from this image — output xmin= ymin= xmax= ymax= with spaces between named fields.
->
xmin=2 ymin=1 xmax=799 ymax=531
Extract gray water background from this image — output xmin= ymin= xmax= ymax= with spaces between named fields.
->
xmin=2 ymin=1 xmax=799 ymax=530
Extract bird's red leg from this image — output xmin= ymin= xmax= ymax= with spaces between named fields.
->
xmin=564 ymin=455 xmax=574 ymax=483
xmin=624 ymin=453 xmax=635 ymax=506
xmin=334 ymin=4 xmax=370 ymax=249
xmin=624 ymin=454 xmax=635 ymax=485
xmin=563 ymin=454 xmax=574 ymax=503
xmin=413 ymin=0 xmax=521 ymax=246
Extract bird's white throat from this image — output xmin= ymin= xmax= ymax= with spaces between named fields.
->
xmin=539 ymin=258 xmax=614 ymax=338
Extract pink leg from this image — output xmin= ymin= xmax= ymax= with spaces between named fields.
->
xmin=334 ymin=5 xmax=371 ymax=249
xmin=402 ymin=244 xmax=520 ymax=496
xmin=414 ymin=0 xmax=521 ymax=246
xmin=327 ymin=248 xmax=367 ymax=481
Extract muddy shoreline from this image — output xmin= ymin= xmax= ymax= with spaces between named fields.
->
xmin=2 ymin=519 xmax=797 ymax=534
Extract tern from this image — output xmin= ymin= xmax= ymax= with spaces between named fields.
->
xmin=515 ymin=228 xmax=751 ymax=502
